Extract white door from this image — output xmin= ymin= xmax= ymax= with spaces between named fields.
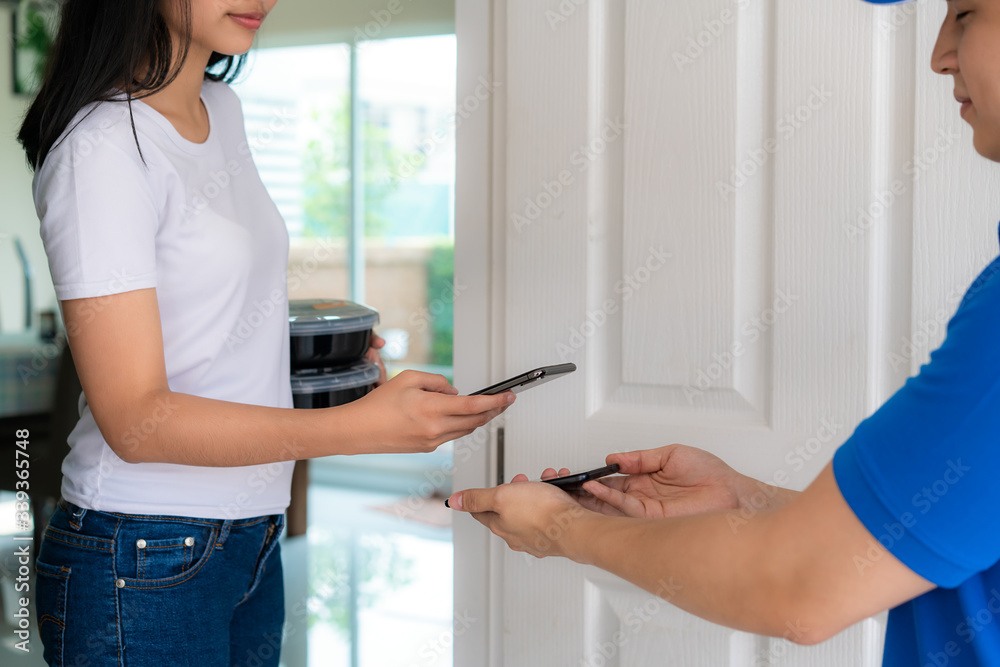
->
xmin=453 ymin=0 xmax=1000 ymax=665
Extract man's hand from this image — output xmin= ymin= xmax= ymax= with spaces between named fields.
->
xmin=447 ymin=479 xmax=595 ymax=559
xmin=451 ymin=464 xmax=936 ymax=643
xmin=533 ymin=445 xmax=797 ymax=519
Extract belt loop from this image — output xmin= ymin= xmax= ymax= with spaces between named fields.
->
xmin=216 ymin=520 xmax=233 ymax=549
xmin=68 ymin=504 xmax=87 ymax=532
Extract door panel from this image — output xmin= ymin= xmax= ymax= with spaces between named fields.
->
xmin=454 ymin=0 xmax=1000 ymax=664
xmin=502 ymin=0 xmax=877 ymax=663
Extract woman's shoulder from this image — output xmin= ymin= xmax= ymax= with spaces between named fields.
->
xmin=34 ymin=98 xmax=168 ymax=205
xmin=43 ymin=99 xmax=149 ymax=172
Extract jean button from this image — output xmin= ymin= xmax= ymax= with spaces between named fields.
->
xmin=136 ymin=539 xmax=146 ymax=549
xmin=184 ymin=537 xmax=195 ymax=547
xmin=115 ymin=579 xmax=125 ymax=588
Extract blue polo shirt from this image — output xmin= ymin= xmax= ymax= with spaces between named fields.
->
xmin=833 ymin=223 xmax=1000 ymax=667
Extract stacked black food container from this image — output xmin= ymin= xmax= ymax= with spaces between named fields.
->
xmin=288 ymin=299 xmax=382 ymax=409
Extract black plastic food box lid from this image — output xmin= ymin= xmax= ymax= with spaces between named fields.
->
xmin=288 ymin=299 xmax=379 ymax=336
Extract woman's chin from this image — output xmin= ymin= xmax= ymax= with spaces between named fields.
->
xmin=211 ymin=36 xmax=257 ymax=58
xmin=971 ymin=132 xmax=1000 ymax=163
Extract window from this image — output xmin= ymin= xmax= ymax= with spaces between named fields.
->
xmin=232 ymin=34 xmax=458 ymax=667
xmin=234 ymin=36 xmax=456 ymax=374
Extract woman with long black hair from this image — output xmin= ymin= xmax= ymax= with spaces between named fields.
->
xmin=18 ymin=2 xmax=513 ymax=665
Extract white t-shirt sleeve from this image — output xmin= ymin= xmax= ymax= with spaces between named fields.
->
xmin=34 ymin=117 xmax=160 ymax=301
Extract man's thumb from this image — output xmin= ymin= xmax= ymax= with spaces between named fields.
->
xmin=447 ymin=488 xmax=491 ymax=512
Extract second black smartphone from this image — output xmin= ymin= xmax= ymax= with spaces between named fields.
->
xmin=542 ymin=464 xmax=620 ymax=492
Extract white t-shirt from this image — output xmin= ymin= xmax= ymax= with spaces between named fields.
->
xmin=33 ymin=80 xmax=295 ymax=519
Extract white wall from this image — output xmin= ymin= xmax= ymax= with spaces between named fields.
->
xmin=0 ymin=4 xmax=50 ymax=334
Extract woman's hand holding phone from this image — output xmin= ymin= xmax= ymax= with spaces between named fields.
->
xmin=343 ymin=369 xmax=514 ymax=455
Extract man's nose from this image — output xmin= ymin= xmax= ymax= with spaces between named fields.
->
xmin=931 ymin=16 xmax=960 ymax=76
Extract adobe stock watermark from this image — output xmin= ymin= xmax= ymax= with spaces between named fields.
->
xmin=716 ymin=85 xmax=834 ymax=201
xmin=224 ymin=289 xmax=287 ymax=352
xmin=404 ymin=610 xmax=477 ymax=667
xmin=529 ymin=501 xmax=589 ymax=554
xmin=728 ymin=417 xmax=843 ymax=534
xmin=16 ymin=269 xmax=141 ymax=394
xmin=236 ymin=591 xmax=310 ymax=667
xmin=186 ymin=107 xmax=296 ymax=219
xmin=24 ymin=268 xmax=138 ymax=384
xmin=555 ymin=245 xmax=673 ymax=360
xmin=683 ymin=289 xmax=800 ymax=404
xmin=410 ymin=281 xmax=468 ymax=333
xmin=511 ymin=116 xmax=628 ymax=234
xmin=750 ymin=620 xmax=810 ymax=667
xmin=672 ymin=0 xmax=753 ymax=73
xmin=395 ymin=77 xmax=502 ymax=181
xmin=351 ymin=0 xmax=417 ymax=43
xmin=219 ymin=439 xmax=307 ymax=520
xmin=225 ymin=235 xmax=355 ymax=352
xmin=876 ymin=0 xmax=927 ymax=37
xmin=94 ymin=394 xmax=181 ymax=482
xmin=389 ymin=414 xmax=501 ymax=523
xmin=545 ymin=0 xmax=586 ymax=31
xmin=10 ymin=488 xmax=33 ymax=654
xmin=580 ymin=577 xmax=684 ymax=667
xmin=922 ymin=587 xmax=1000 ymax=667
xmin=287 ymin=238 xmax=344 ymax=295
xmin=118 ymin=396 xmax=181 ymax=453
xmin=15 ymin=332 xmax=66 ymax=386
xmin=886 ymin=258 xmax=1000 ymax=372
xmin=886 ymin=299 xmax=959 ymax=373
xmin=844 ymin=126 xmax=961 ymax=240
xmin=51 ymin=115 xmax=118 ymax=176
xmin=853 ymin=459 xmax=971 ymax=575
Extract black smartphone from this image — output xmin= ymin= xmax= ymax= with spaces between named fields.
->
xmin=469 ymin=363 xmax=577 ymax=396
xmin=542 ymin=464 xmax=620 ymax=491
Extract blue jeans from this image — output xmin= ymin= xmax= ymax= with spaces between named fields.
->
xmin=34 ymin=500 xmax=285 ymax=667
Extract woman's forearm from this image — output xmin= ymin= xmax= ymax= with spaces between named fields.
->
xmin=100 ymin=372 xmax=508 ymax=466
xmin=65 ymin=290 xmax=510 ymax=468
xmin=105 ymin=388 xmax=369 ymax=466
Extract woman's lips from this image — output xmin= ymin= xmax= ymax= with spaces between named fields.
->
xmin=955 ymin=94 xmax=972 ymax=117
xmin=229 ymin=13 xmax=264 ymax=30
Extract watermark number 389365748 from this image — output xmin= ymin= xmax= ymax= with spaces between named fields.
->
xmin=13 ymin=428 xmax=33 ymax=653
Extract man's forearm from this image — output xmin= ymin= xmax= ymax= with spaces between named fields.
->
xmin=734 ymin=477 xmax=801 ymax=513
xmin=562 ymin=509 xmax=809 ymax=641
